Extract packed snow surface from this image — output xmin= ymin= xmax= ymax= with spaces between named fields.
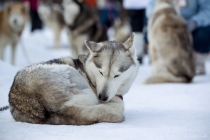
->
xmin=0 ymin=25 xmax=210 ymax=140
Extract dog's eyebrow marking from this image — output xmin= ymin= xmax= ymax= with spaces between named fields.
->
xmin=93 ymin=61 xmax=102 ymax=68
xmin=119 ymin=64 xmax=131 ymax=73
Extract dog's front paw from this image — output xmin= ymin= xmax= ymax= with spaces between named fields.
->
xmin=106 ymin=102 xmax=124 ymax=115
xmin=103 ymin=113 xmax=124 ymax=123
xmin=109 ymin=96 xmax=124 ymax=104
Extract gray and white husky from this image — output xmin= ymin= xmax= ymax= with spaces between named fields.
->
xmin=9 ymin=33 xmax=139 ymax=125
xmin=62 ymin=0 xmax=108 ymax=58
xmin=38 ymin=1 xmax=65 ymax=49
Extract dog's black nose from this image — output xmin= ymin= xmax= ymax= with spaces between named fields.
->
xmin=99 ymin=94 xmax=108 ymax=101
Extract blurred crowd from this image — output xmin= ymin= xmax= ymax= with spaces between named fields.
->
xmin=0 ymin=0 xmax=210 ymax=75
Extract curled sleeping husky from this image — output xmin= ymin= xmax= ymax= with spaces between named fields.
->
xmin=62 ymin=0 xmax=108 ymax=58
xmin=0 ymin=2 xmax=29 ymax=65
xmin=9 ymin=33 xmax=139 ymax=125
xmin=145 ymin=0 xmax=195 ymax=84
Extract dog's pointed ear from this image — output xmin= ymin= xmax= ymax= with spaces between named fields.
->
xmin=4 ymin=2 xmax=13 ymax=12
xmin=123 ymin=32 xmax=136 ymax=57
xmin=123 ymin=32 xmax=135 ymax=50
xmin=78 ymin=54 xmax=86 ymax=64
xmin=85 ymin=40 xmax=103 ymax=53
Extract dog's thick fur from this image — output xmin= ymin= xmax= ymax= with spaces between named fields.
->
xmin=0 ymin=2 xmax=29 ymax=65
xmin=9 ymin=33 xmax=139 ymax=125
xmin=145 ymin=0 xmax=195 ymax=84
xmin=62 ymin=0 xmax=108 ymax=58
xmin=38 ymin=1 xmax=65 ymax=49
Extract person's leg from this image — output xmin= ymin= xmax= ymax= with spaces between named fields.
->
xmin=128 ymin=9 xmax=145 ymax=63
xmin=193 ymin=25 xmax=210 ymax=53
xmin=192 ymin=25 xmax=210 ymax=75
xmin=30 ymin=10 xmax=42 ymax=32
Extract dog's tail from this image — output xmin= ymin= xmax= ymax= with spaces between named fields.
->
xmin=144 ymin=74 xmax=189 ymax=84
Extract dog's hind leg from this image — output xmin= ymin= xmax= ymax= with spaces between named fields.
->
xmin=46 ymin=96 xmax=124 ymax=125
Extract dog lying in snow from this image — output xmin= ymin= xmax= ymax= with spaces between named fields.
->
xmin=9 ymin=33 xmax=139 ymax=125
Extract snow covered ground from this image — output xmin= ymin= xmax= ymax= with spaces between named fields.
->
xmin=0 ymin=25 xmax=210 ymax=140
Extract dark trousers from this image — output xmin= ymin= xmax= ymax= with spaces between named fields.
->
xmin=193 ymin=25 xmax=210 ymax=53
xmin=128 ymin=9 xmax=145 ymax=32
xmin=98 ymin=8 xmax=118 ymax=29
xmin=144 ymin=25 xmax=210 ymax=53
xmin=30 ymin=10 xmax=42 ymax=32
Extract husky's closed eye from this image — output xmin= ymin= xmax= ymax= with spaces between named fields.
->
xmin=114 ymin=75 xmax=120 ymax=78
xmin=94 ymin=61 xmax=101 ymax=68
xmin=99 ymin=71 xmax=103 ymax=76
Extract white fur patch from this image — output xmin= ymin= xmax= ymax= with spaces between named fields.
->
xmin=63 ymin=0 xmax=80 ymax=25
xmin=63 ymin=89 xmax=98 ymax=106
xmin=22 ymin=63 xmax=69 ymax=73
xmin=9 ymin=12 xmax=25 ymax=32
xmin=38 ymin=4 xmax=51 ymax=21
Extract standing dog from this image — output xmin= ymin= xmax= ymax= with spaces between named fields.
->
xmin=9 ymin=33 xmax=139 ymax=125
xmin=62 ymin=0 xmax=108 ymax=58
xmin=114 ymin=18 xmax=131 ymax=43
xmin=0 ymin=2 xmax=29 ymax=65
xmin=113 ymin=2 xmax=131 ymax=43
xmin=145 ymin=0 xmax=195 ymax=84
xmin=38 ymin=0 xmax=65 ymax=49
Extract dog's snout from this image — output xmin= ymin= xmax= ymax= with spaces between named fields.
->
xmin=99 ymin=93 xmax=108 ymax=101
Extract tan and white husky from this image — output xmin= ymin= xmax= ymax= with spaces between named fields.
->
xmin=0 ymin=2 xmax=29 ymax=65
xmin=145 ymin=0 xmax=195 ymax=84
xmin=9 ymin=33 xmax=139 ymax=125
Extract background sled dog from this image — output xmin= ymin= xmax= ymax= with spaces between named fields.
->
xmin=0 ymin=2 xmax=29 ymax=65
xmin=114 ymin=18 xmax=131 ymax=43
xmin=9 ymin=33 xmax=139 ymax=125
xmin=145 ymin=0 xmax=195 ymax=84
xmin=38 ymin=0 xmax=65 ymax=49
xmin=62 ymin=0 xmax=108 ymax=58
xmin=113 ymin=2 xmax=131 ymax=43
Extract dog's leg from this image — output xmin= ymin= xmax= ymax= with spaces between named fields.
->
xmin=0 ymin=40 xmax=8 ymax=61
xmin=53 ymin=27 xmax=62 ymax=49
xmin=72 ymin=44 xmax=79 ymax=58
xmin=149 ymin=44 xmax=158 ymax=64
xmin=11 ymin=41 xmax=18 ymax=65
xmin=74 ymin=34 xmax=88 ymax=56
xmin=47 ymin=96 xmax=124 ymax=125
xmin=68 ymin=35 xmax=78 ymax=58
